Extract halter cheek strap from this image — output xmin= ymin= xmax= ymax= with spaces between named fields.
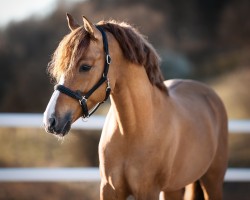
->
xmin=54 ymin=26 xmax=111 ymax=118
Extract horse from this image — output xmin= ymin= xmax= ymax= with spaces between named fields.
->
xmin=43 ymin=14 xmax=228 ymax=200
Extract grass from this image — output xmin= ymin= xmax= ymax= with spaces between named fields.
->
xmin=0 ymin=127 xmax=100 ymax=168
xmin=0 ymin=127 xmax=249 ymax=169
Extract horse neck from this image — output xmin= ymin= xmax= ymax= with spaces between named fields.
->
xmin=110 ymin=62 xmax=156 ymax=134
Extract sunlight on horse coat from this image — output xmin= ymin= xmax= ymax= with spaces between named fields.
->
xmin=43 ymin=14 xmax=228 ymax=200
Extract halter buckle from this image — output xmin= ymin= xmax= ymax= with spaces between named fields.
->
xmin=106 ymin=54 xmax=111 ymax=64
xmin=79 ymin=96 xmax=87 ymax=105
xmin=106 ymin=78 xmax=111 ymax=90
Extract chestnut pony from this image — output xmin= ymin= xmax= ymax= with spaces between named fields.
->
xmin=43 ymin=14 xmax=228 ymax=200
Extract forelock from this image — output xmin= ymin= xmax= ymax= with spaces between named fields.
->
xmin=48 ymin=27 xmax=91 ymax=82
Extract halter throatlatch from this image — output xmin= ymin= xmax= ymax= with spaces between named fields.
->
xmin=54 ymin=26 xmax=111 ymax=118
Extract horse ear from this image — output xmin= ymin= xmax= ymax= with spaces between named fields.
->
xmin=66 ymin=13 xmax=80 ymax=31
xmin=82 ymin=16 xmax=99 ymax=38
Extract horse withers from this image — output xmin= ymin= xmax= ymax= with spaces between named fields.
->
xmin=43 ymin=14 xmax=228 ymax=200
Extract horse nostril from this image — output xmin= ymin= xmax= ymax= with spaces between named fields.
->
xmin=49 ymin=117 xmax=56 ymax=126
xmin=48 ymin=117 xmax=57 ymax=133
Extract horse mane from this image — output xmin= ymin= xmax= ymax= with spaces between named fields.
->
xmin=98 ymin=21 xmax=167 ymax=92
xmin=49 ymin=20 xmax=167 ymax=92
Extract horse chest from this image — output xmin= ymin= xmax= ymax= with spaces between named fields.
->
xmin=99 ymin=133 xmax=167 ymax=189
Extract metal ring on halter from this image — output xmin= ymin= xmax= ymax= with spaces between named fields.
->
xmin=81 ymin=116 xmax=89 ymax=122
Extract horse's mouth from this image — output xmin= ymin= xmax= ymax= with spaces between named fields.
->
xmin=60 ymin=120 xmax=72 ymax=136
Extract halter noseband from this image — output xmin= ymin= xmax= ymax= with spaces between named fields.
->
xmin=54 ymin=26 xmax=111 ymax=118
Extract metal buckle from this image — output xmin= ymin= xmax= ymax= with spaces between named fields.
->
xmin=79 ymin=96 xmax=87 ymax=105
xmin=106 ymin=78 xmax=111 ymax=90
xmin=79 ymin=97 xmax=90 ymax=119
xmin=106 ymin=54 xmax=111 ymax=64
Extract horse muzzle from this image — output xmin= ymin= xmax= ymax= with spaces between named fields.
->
xmin=43 ymin=114 xmax=72 ymax=137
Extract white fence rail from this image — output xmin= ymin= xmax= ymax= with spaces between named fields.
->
xmin=0 ymin=113 xmax=250 ymax=182
xmin=0 ymin=168 xmax=100 ymax=182
xmin=0 ymin=113 xmax=104 ymax=130
xmin=0 ymin=167 xmax=250 ymax=182
xmin=1 ymin=113 xmax=250 ymax=133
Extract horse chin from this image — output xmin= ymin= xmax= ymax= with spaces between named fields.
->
xmin=59 ymin=120 xmax=72 ymax=137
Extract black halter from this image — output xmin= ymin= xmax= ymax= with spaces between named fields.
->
xmin=54 ymin=26 xmax=111 ymax=118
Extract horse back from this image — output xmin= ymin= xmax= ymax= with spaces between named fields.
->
xmin=165 ymin=79 xmax=227 ymax=122
xmin=164 ymin=79 xmax=227 ymax=138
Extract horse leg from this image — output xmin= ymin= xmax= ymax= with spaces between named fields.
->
xmin=184 ymin=182 xmax=204 ymax=200
xmin=199 ymin=170 xmax=224 ymax=200
xmin=100 ymin=182 xmax=116 ymax=200
xmin=199 ymin=128 xmax=228 ymax=200
xmin=162 ymin=189 xmax=185 ymax=200
xmin=100 ymin=181 xmax=127 ymax=200
xmin=199 ymin=167 xmax=225 ymax=200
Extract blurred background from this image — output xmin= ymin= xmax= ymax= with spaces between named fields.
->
xmin=0 ymin=0 xmax=249 ymax=199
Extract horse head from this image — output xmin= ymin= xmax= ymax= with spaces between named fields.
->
xmin=43 ymin=14 xmax=113 ymax=136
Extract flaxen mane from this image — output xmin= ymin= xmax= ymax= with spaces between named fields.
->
xmin=49 ymin=20 xmax=167 ymax=91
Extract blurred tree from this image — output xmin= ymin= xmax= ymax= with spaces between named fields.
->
xmin=0 ymin=9 xmax=69 ymax=112
xmin=0 ymin=0 xmax=249 ymax=112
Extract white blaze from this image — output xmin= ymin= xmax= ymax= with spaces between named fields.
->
xmin=43 ymin=76 xmax=65 ymax=124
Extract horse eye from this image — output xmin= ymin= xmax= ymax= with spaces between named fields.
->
xmin=79 ymin=65 xmax=91 ymax=72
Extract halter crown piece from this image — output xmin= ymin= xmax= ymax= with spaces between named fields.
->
xmin=54 ymin=26 xmax=111 ymax=118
